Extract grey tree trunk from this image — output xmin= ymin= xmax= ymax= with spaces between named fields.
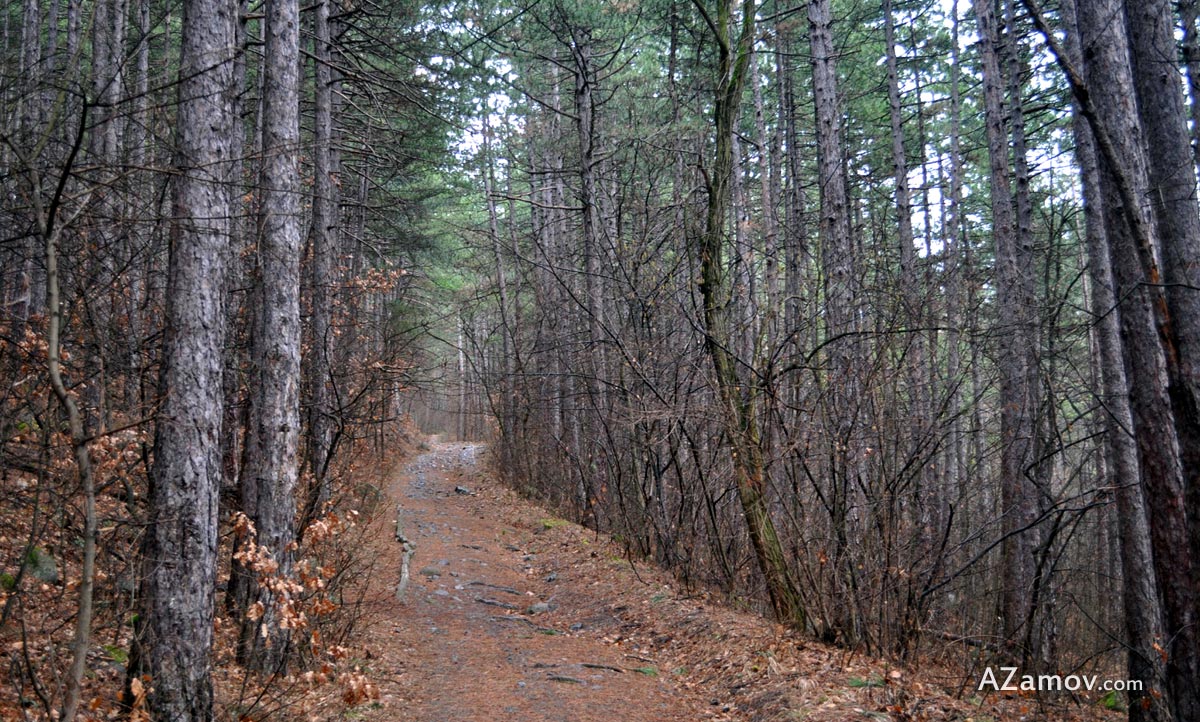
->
xmin=883 ymin=0 xmax=916 ymax=311
xmin=1002 ymin=0 xmax=1051 ymax=666
xmin=810 ymin=0 xmax=859 ymax=641
xmin=17 ymin=0 xmax=40 ymax=133
xmin=943 ymin=0 xmax=967 ymax=515
xmin=128 ymin=0 xmax=238 ymax=713
xmin=483 ymin=113 xmax=516 ymax=457
xmin=1053 ymin=0 xmax=1200 ymax=713
xmin=306 ymin=0 xmax=340 ymax=516
xmin=883 ymin=0 xmax=933 ymax=569
xmin=809 ymin=0 xmax=853 ymax=350
xmin=1122 ymin=9 xmax=1200 ymax=696
xmin=971 ymin=0 xmax=1039 ymax=661
xmin=1065 ymin=16 xmax=1169 ymax=718
xmin=569 ymin=25 xmax=609 ymax=500
xmin=238 ymin=0 xmax=303 ymax=674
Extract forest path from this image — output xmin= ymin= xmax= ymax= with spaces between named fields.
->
xmin=346 ymin=442 xmax=1102 ymax=722
xmin=357 ymin=442 xmax=716 ymax=722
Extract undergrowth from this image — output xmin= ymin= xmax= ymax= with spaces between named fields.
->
xmin=0 ymin=414 xmax=416 ymax=721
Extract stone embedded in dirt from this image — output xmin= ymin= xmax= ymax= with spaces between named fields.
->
xmin=27 ymin=547 xmax=59 ymax=584
xmin=544 ymin=572 xmax=558 ymax=583
xmin=526 ymin=601 xmax=553 ymax=615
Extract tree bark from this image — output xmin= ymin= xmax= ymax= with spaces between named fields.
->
xmin=128 ymin=0 xmax=238 ymax=713
xmin=1064 ymin=19 xmax=1169 ymax=717
xmin=693 ymin=0 xmax=807 ymax=628
xmin=237 ymin=0 xmax=303 ymax=674
xmin=1122 ymin=9 xmax=1200 ymax=695
xmin=305 ymin=0 xmax=340 ymax=518
xmin=809 ymin=0 xmax=860 ymax=641
xmin=971 ymin=0 xmax=1040 ymax=660
xmin=1047 ymin=0 xmax=1199 ymax=712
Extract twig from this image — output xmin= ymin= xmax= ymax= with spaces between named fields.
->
xmin=475 ymin=597 xmax=518 ymax=610
xmin=581 ymin=663 xmax=626 ymax=673
xmin=465 ymin=580 xmax=521 ymax=595
xmin=394 ymin=505 xmax=416 ymax=600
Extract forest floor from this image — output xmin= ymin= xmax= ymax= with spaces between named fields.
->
xmin=348 ymin=442 xmax=1123 ymax=722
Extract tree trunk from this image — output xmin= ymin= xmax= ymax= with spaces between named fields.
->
xmin=1064 ymin=4 xmax=1169 ymax=711
xmin=1052 ymin=0 xmax=1200 ymax=712
xmin=884 ymin=0 xmax=916 ymax=314
xmin=810 ymin=0 xmax=859 ymax=641
xmin=943 ymin=0 xmax=967 ymax=527
xmin=237 ymin=0 xmax=303 ymax=674
xmin=694 ymin=0 xmax=806 ymax=628
xmin=1122 ymin=9 xmax=1200 ymax=696
xmin=305 ymin=0 xmax=340 ymax=518
xmin=971 ymin=0 xmax=1040 ymax=660
xmin=128 ymin=0 xmax=238 ymax=712
xmin=1180 ymin=0 xmax=1200 ymax=178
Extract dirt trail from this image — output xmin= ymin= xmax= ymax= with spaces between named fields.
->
xmin=351 ymin=443 xmax=1113 ymax=722
xmin=359 ymin=443 xmax=712 ymax=722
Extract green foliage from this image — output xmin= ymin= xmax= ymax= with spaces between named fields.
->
xmin=1099 ymin=690 xmax=1124 ymax=711
xmin=103 ymin=645 xmax=129 ymax=664
xmin=847 ymin=675 xmax=885 ymax=688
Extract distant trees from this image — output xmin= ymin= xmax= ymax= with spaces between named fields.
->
xmin=452 ymin=0 xmax=1200 ymax=716
xmin=10 ymin=0 xmax=1200 ymax=717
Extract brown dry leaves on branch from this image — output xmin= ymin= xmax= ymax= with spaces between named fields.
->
xmin=0 ymin=415 xmax=407 ymax=722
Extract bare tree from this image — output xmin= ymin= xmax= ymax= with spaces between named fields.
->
xmin=127 ymin=0 xmax=239 ymax=713
xmin=692 ymin=0 xmax=806 ymax=628
xmin=237 ymin=0 xmax=304 ymax=673
xmin=971 ymin=0 xmax=1042 ymax=661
